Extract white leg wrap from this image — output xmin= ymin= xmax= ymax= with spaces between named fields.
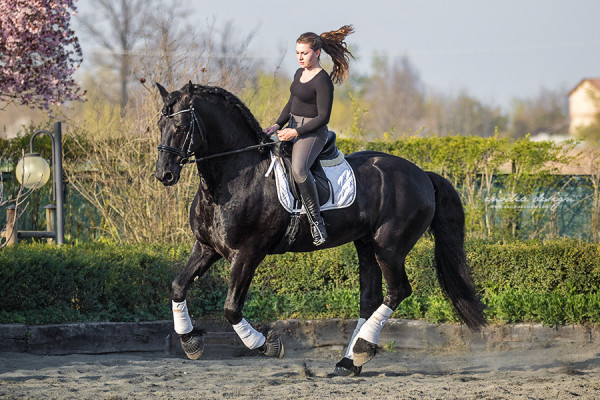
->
xmin=344 ymin=318 xmax=366 ymax=360
xmin=232 ymin=318 xmax=266 ymax=349
xmin=357 ymin=304 xmax=394 ymax=345
xmin=172 ymin=300 xmax=193 ymax=335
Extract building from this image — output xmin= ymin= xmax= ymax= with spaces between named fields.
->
xmin=569 ymin=78 xmax=600 ymax=135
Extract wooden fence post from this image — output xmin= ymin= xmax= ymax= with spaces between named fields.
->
xmin=44 ymin=204 xmax=56 ymax=243
xmin=4 ymin=205 xmax=18 ymax=245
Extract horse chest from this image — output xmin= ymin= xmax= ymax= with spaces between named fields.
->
xmin=191 ymin=196 xmax=258 ymax=247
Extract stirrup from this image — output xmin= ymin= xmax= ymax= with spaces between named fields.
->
xmin=310 ymin=219 xmax=327 ymax=246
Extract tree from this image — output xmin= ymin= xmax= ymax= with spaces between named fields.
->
xmin=362 ymin=55 xmax=426 ymax=137
xmin=0 ymin=0 xmax=83 ymax=110
xmin=77 ymin=0 xmax=150 ymax=111
xmin=509 ymin=87 xmax=568 ymax=138
xmin=209 ymin=20 xmax=260 ymax=92
xmin=136 ymin=14 xmax=261 ymax=94
xmin=78 ymin=1 xmax=260 ymax=111
xmin=427 ymin=91 xmax=508 ymax=136
xmin=135 ymin=1 xmax=196 ymax=89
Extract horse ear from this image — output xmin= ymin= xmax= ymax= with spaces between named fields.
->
xmin=156 ymin=82 xmax=169 ymax=102
xmin=185 ymin=80 xmax=194 ymax=94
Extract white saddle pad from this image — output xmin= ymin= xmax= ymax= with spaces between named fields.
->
xmin=266 ymin=152 xmax=357 ymax=214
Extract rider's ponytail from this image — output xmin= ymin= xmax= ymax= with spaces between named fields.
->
xmin=297 ymin=25 xmax=355 ymax=85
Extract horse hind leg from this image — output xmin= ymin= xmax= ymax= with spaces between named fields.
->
xmin=334 ymin=239 xmax=383 ymax=376
xmin=352 ymin=245 xmax=413 ymax=368
xmin=228 ymin=316 xmax=284 ymax=358
xmin=224 ymin=255 xmax=284 ymax=358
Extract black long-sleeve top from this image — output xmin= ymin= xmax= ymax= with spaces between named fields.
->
xmin=275 ymin=68 xmax=334 ymax=135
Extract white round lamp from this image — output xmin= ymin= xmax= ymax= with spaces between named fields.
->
xmin=15 ymin=153 xmax=51 ymax=189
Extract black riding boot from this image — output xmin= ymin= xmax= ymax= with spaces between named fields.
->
xmin=297 ymin=176 xmax=327 ymax=246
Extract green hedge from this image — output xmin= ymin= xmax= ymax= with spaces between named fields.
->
xmin=0 ymin=243 xmax=181 ymax=323
xmin=1 ymin=240 xmax=599 ymax=325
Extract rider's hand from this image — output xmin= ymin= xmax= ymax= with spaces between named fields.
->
xmin=277 ymin=128 xmax=298 ymax=141
xmin=263 ymin=124 xmax=280 ymax=136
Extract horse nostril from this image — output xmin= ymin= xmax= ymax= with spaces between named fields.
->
xmin=163 ymin=171 xmax=174 ymax=183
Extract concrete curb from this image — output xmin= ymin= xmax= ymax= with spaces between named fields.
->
xmin=1 ymin=319 xmax=598 ymax=356
xmin=275 ymin=319 xmax=600 ymax=352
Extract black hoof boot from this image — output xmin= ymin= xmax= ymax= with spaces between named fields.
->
xmin=180 ymin=329 xmax=205 ymax=360
xmin=260 ymin=330 xmax=284 ymax=358
xmin=332 ymin=357 xmax=362 ymax=376
xmin=352 ymin=338 xmax=377 ymax=367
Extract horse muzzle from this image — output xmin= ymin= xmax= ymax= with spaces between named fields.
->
xmin=155 ymin=167 xmax=180 ymax=186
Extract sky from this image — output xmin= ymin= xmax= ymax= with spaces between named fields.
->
xmin=76 ymin=0 xmax=600 ymax=112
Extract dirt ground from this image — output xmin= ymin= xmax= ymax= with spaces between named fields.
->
xmin=1 ymin=343 xmax=599 ymax=400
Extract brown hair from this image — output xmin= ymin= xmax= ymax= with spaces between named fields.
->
xmin=297 ymin=25 xmax=355 ymax=85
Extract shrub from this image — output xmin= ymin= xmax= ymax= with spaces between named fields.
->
xmin=1 ymin=239 xmax=599 ymax=325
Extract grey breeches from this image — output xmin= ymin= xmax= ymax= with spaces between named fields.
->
xmin=288 ymin=115 xmax=328 ymax=183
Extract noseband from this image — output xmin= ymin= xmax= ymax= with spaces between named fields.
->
xmin=158 ymin=106 xmax=277 ymax=166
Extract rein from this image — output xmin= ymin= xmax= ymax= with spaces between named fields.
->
xmin=158 ymin=107 xmax=277 ymax=166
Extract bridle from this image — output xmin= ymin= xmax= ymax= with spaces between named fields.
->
xmin=157 ymin=106 xmax=277 ymax=166
xmin=157 ymin=107 xmax=200 ymax=164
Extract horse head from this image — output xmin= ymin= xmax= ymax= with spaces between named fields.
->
xmin=155 ymin=81 xmax=206 ymax=186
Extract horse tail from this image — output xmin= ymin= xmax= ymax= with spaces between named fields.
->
xmin=426 ymin=171 xmax=486 ymax=331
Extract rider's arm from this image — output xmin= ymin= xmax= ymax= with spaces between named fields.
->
xmin=275 ymin=94 xmax=292 ymax=128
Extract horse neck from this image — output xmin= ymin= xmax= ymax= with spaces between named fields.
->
xmin=195 ymin=101 xmax=269 ymax=189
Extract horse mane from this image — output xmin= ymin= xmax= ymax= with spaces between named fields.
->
xmin=190 ymin=84 xmax=270 ymax=144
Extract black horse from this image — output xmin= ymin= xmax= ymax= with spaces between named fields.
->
xmin=154 ymin=82 xmax=485 ymax=376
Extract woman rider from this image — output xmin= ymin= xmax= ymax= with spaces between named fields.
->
xmin=264 ymin=25 xmax=354 ymax=246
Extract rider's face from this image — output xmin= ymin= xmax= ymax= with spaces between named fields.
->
xmin=296 ymin=42 xmax=320 ymax=70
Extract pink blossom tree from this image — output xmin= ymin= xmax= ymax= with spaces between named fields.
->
xmin=0 ymin=0 xmax=84 ymax=110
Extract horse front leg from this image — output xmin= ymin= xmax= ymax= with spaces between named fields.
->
xmin=172 ymin=240 xmax=221 ymax=360
xmin=224 ymin=254 xmax=284 ymax=358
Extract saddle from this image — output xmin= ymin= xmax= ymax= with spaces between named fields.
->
xmin=272 ymin=131 xmax=340 ymax=207
xmin=268 ymin=131 xmax=355 ymax=253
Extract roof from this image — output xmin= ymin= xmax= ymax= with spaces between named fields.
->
xmin=569 ymin=78 xmax=600 ymax=96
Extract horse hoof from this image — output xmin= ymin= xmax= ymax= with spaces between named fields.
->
xmin=332 ymin=357 xmax=362 ymax=376
xmin=180 ymin=329 xmax=205 ymax=360
xmin=352 ymin=338 xmax=377 ymax=367
xmin=261 ymin=330 xmax=284 ymax=358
